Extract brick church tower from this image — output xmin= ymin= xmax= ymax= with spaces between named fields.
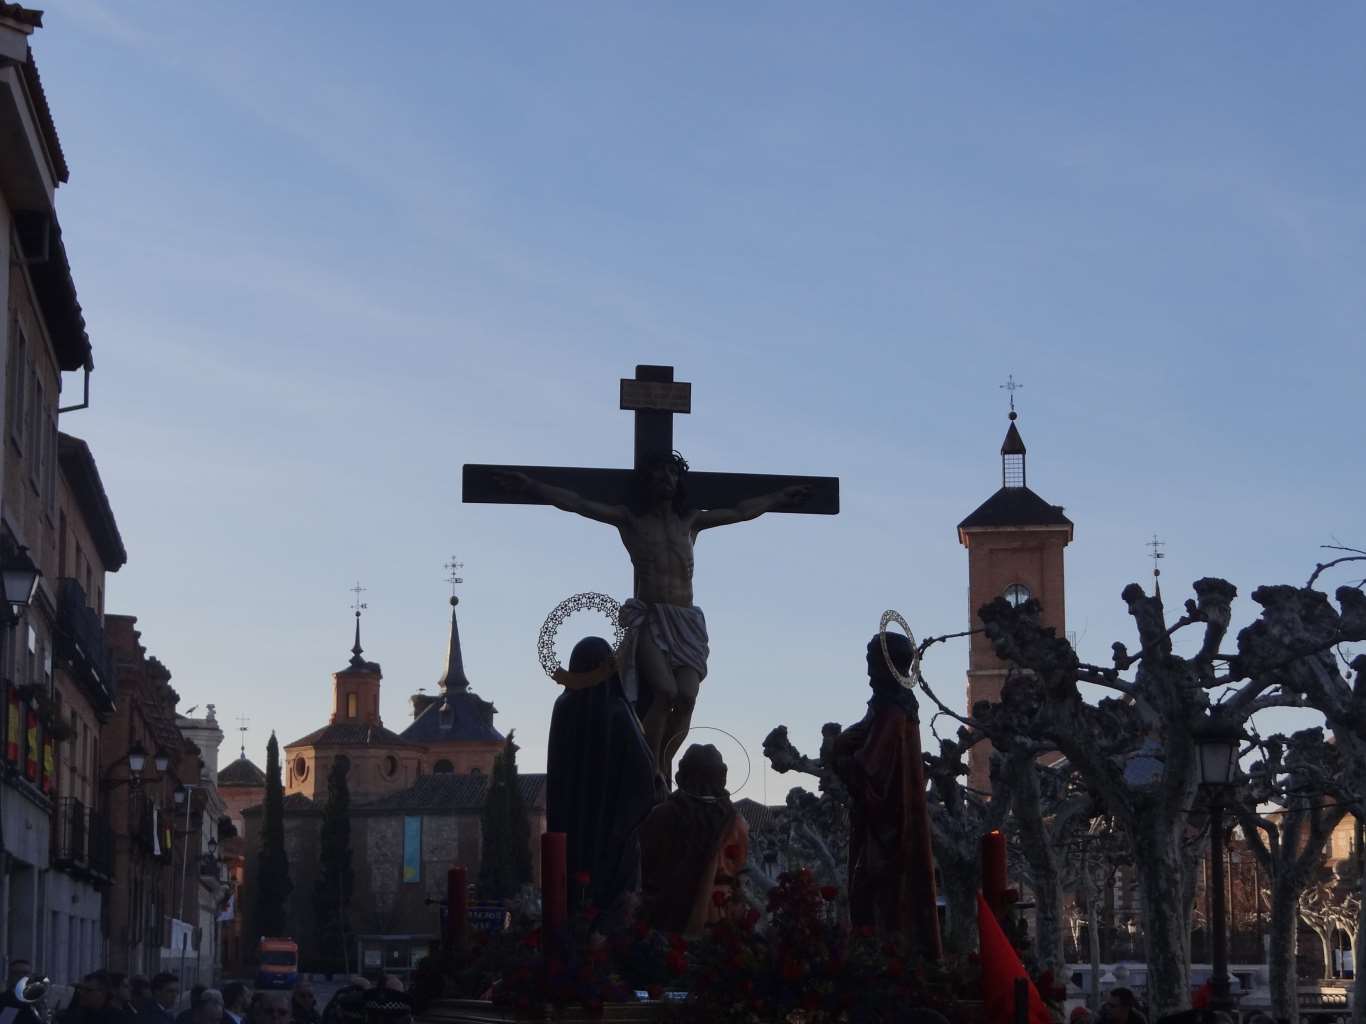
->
xmin=957 ymin=405 xmax=1072 ymax=790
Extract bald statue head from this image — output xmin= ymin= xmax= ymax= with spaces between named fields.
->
xmin=675 ymin=743 xmax=727 ymax=798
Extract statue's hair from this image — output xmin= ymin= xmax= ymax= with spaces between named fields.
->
xmin=867 ymin=632 xmax=913 ymax=678
xmin=633 ymin=450 xmax=691 ymax=515
xmin=676 ymin=742 xmax=727 ymax=797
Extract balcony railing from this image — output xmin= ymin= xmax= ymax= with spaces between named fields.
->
xmin=55 ymin=578 xmax=115 ymax=707
xmin=53 ymin=797 xmax=86 ymax=867
xmin=53 ymin=798 xmax=114 ymax=880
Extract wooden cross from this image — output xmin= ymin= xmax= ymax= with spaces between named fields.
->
xmin=463 ymin=364 xmax=840 ymax=514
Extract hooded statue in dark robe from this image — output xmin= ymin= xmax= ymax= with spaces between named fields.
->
xmin=639 ymin=743 xmax=748 ymax=936
xmin=546 ymin=635 xmax=659 ymax=931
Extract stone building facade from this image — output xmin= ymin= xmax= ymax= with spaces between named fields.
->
xmin=47 ymin=433 xmax=125 ymax=988
xmin=102 ymin=617 xmax=195 ymax=977
xmin=0 ymin=5 xmax=122 ymax=986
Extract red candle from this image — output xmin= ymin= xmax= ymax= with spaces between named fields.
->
xmin=446 ymin=866 xmax=468 ymax=950
xmin=541 ymin=832 xmax=568 ymax=933
xmin=981 ymin=829 xmax=1008 ymax=916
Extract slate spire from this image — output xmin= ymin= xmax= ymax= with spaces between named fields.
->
xmin=349 ymin=610 xmax=365 ymax=668
xmin=438 ymin=596 xmax=472 ymax=693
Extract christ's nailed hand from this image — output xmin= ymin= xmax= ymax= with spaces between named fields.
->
xmin=779 ymin=484 xmax=813 ymax=508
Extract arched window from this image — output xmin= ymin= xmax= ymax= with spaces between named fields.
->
xmin=433 ymin=759 xmax=454 ymax=774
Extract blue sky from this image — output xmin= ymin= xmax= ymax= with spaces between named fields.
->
xmin=35 ymin=3 xmax=1365 ymax=791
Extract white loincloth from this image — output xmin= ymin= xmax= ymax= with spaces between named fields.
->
xmin=618 ymin=598 xmax=710 ymax=702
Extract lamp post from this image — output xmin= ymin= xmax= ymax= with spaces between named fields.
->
xmin=1197 ymin=718 xmax=1241 ymax=1013
xmin=0 ymin=545 xmax=41 ymax=625
xmin=103 ymin=741 xmax=174 ymax=791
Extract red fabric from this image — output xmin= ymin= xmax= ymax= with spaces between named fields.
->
xmin=831 ymin=703 xmax=942 ymax=957
xmin=1192 ymin=980 xmax=1213 ymax=1009
xmin=977 ymin=893 xmax=1051 ymax=1024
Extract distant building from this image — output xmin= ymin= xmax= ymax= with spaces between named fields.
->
xmin=102 ymin=617 xmax=186 ymax=976
xmin=958 ymin=407 xmax=1072 ymax=791
xmin=242 ymin=593 xmax=545 ymax=973
xmin=216 ymin=752 xmax=265 ymax=977
xmin=174 ymin=706 xmax=229 ymax=985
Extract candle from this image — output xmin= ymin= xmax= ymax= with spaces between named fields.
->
xmin=541 ymin=832 xmax=568 ymax=933
xmin=981 ymin=829 xmax=1008 ymax=916
xmin=446 ymin=866 xmax=468 ymax=950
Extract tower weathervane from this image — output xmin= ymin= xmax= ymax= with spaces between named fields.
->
xmin=1146 ymin=534 xmax=1165 ymax=582
xmin=236 ymin=713 xmax=249 ymax=760
xmin=1000 ymin=374 xmax=1023 ymax=419
xmin=444 ymin=557 xmax=464 ymax=598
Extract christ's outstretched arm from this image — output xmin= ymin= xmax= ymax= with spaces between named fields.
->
xmin=693 ymin=484 xmax=812 ymax=531
xmin=494 ymin=471 xmax=628 ymax=527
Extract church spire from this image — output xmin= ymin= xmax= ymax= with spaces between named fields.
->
xmin=439 ymin=558 xmax=472 ymax=693
xmin=349 ymin=581 xmax=368 ymax=668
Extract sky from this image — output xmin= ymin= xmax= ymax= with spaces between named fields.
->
xmin=30 ymin=3 xmax=1366 ymax=796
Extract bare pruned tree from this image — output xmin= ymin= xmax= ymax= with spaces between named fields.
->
xmin=1233 ymin=728 xmax=1349 ymax=1021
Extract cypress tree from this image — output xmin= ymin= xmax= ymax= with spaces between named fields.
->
xmin=254 ymin=732 xmax=293 ymax=936
xmin=478 ymin=731 xmax=533 ymax=899
xmin=312 ymin=755 xmax=353 ymax=970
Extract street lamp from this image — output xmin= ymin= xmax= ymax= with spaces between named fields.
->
xmin=105 ymin=741 xmax=168 ymax=791
xmin=127 ymin=740 xmax=149 ymax=778
xmin=0 ymin=545 xmax=41 ymax=624
xmin=1197 ymin=718 xmax=1241 ymax=1013
xmin=154 ymin=748 xmax=171 ymax=774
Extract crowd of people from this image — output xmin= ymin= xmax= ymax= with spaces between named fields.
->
xmin=0 ymin=960 xmax=416 ymax=1024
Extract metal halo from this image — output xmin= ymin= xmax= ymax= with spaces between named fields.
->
xmin=663 ymin=724 xmax=753 ymax=796
xmin=878 ymin=609 xmax=922 ymax=690
xmin=537 ymin=592 xmax=628 ymax=689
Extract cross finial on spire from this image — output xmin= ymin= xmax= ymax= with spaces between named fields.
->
xmin=350 ymin=581 xmax=368 ymax=665
xmin=1000 ymin=374 xmax=1023 ymax=420
xmin=1146 ymin=534 xmax=1165 ymax=582
xmin=444 ymin=557 xmax=464 ymax=605
xmin=236 ymin=713 xmax=249 ymax=760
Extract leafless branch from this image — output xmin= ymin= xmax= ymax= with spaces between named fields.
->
xmin=1307 ymin=546 xmax=1366 ymax=589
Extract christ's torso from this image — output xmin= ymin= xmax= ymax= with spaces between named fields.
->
xmin=620 ymin=509 xmax=696 ymax=606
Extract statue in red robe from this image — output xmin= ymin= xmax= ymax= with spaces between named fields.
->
xmin=829 ymin=633 xmax=942 ymax=959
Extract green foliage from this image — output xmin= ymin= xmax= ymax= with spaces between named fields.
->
xmin=478 ymin=731 xmax=533 ymax=900
xmin=311 ymin=755 xmax=354 ymax=969
xmin=254 ymin=732 xmax=293 ymax=937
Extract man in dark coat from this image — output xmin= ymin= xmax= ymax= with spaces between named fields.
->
xmin=136 ymin=975 xmax=179 ymax=1024
xmin=546 ymin=635 xmax=660 ymax=932
xmin=829 ymin=633 xmax=942 ymax=958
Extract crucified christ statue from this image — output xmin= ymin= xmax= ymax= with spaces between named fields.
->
xmin=496 ymin=451 xmax=810 ymax=784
